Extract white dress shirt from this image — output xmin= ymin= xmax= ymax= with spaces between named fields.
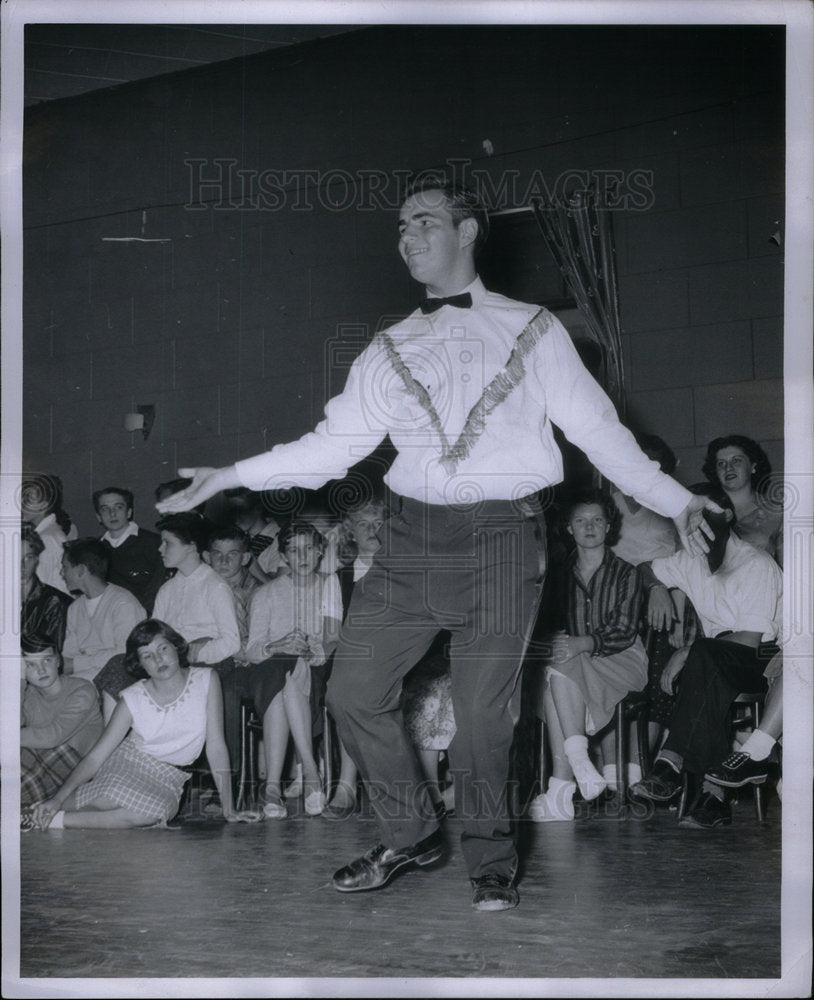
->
xmin=236 ymin=277 xmax=691 ymax=516
xmin=153 ymin=562 xmax=240 ymax=663
xmin=651 ymin=534 xmax=782 ymax=642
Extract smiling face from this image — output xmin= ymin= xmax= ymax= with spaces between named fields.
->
xmin=397 ymin=189 xmax=477 ymax=296
xmin=24 ymin=649 xmax=62 ymax=691
xmin=714 ymin=446 xmax=755 ymax=494
xmin=96 ymin=492 xmax=132 ymax=537
xmin=567 ymin=503 xmax=610 ymax=551
xmin=136 ymin=635 xmax=182 ymax=681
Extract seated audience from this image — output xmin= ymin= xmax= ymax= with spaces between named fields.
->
xmin=224 ymin=487 xmax=283 ymax=580
xmin=530 ymin=489 xmax=648 ymax=822
xmin=94 ymin=486 xmax=166 ymax=614
xmin=631 ymin=485 xmax=783 ymax=828
xmin=702 ymin=434 xmax=783 ymax=566
xmin=21 ymin=522 xmax=71 ymax=653
xmin=20 ymin=634 xmax=103 ymax=812
xmin=202 ymin=524 xmax=261 ymax=773
xmin=93 ymin=513 xmax=240 ymax=717
xmin=152 ymin=512 xmax=241 ymax=662
xmin=20 ymin=473 xmax=75 ymax=594
xmin=61 ymin=538 xmax=146 ymax=684
xmin=203 ymin=524 xmax=258 ymax=663
xmin=298 ymin=493 xmax=342 ymax=577
xmin=27 ymin=619 xmax=257 ymax=830
xmin=245 ymin=521 xmax=342 ymax=819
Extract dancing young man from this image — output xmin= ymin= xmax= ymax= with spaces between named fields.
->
xmin=158 ymin=178 xmax=716 ymax=911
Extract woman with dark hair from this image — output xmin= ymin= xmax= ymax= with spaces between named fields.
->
xmin=529 ymin=488 xmax=648 ymax=822
xmin=702 ymin=435 xmax=782 ymax=565
xmin=28 ymin=619 xmax=258 ymax=830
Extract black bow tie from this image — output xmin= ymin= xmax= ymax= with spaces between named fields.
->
xmin=419 ymin=292 xmax=473 ymax=314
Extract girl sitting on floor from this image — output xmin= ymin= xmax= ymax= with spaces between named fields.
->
xmin=28 ymin=619 xmax=258 ymax=830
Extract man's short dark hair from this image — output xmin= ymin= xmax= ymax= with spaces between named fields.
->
xmin=154 ymin=478 xmax=192 ymax=502
xmin=62 ymin=538 xmax=110 ymax=579
xmin=207 ymin=524 xmax=252 ymax=551
xmin=155 ymin=512 xmax=210 ymax=554
xmin=403 ymin=176 xmax=490 ymax=255
xmin=92 ymin=486 xmax=134 ymax=515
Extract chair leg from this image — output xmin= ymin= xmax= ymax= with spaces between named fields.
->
xmin=614 ymin=700 xmax=627 ymax=801
xmin=753 ymin=783 xmax=765 ymax=822
xmin=322 ymin=706 xmax=333 ymax=795
xmin=677 ymin=771 xmax=690 ymax=820
xmin=749 ymin=699 xmax=766 ymax=821
xmin=247 ymin=719 xmax=259 ymax=809
xmin=636 ymin=710 xmax=650 ymax=776
xmin=236 ymin=704 xmax=248 ymax=811
xmin=537 ymin=716 xmax=548 ymax=794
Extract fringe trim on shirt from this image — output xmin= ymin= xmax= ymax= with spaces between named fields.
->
xmin=377 ymin=330 xmax=452 ymax=455
xmin=377 ymin=307 xmax=552 ymax=474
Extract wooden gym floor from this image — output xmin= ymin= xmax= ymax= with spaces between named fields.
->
xmin=12 ymin=786 xmax=788 ymax=994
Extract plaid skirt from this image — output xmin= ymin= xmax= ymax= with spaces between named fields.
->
xmin=74 ymin=741 xmax=190 ymax=821
xmin=21 ymin=744 xmax=82 ymax=806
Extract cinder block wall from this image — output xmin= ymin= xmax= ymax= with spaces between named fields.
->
xmin=22 ymin=25 xmax=784 ymax=535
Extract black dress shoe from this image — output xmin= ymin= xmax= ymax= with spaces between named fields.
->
xmin=630 ymin=760 xmax=682 ymax=802
xmin=332 ymin=828 xmax=444 ymax=892
xmin=471 ymin=873 xmax=519 ymax=912
xmin=679 ymin=791 xmax=732 ymax=829
xmin=704 ymin=751 xmax=772 ymax=788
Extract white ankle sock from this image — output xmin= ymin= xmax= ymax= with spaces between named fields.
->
xmin=50 ymin=810 xmax=65 ymax=830
xmin=602 ymin=764 xmax=618 ymax=791
xmin=547 ymin=777 xmax=576 ymax=817
xmin=602 ymin=763 xmax=642 ymax=791
xmin=739 ymin=729 xmax=775 ymax=761
xmin=529 ymin=778 xmax=576 ymax=821
xmin=564 ymin=736 xmax=607 ymax=801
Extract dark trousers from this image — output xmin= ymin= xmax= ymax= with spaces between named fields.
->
xmin=327 ymin=496 xmax=542 ymax=880
xmin=663 ymin=637 xmax=767 ymax=774
xmin=218 ymin=655 xmax=298 ymax=777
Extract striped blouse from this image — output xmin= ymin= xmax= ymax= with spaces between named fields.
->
xmin=555 ymin=548 xmax=643 ymax=658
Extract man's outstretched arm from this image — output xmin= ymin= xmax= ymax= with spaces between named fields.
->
xmin=155 ymin=465 xmax=241 ymax=514
xmin=673 ymin=493 xmax=720 ymax=557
